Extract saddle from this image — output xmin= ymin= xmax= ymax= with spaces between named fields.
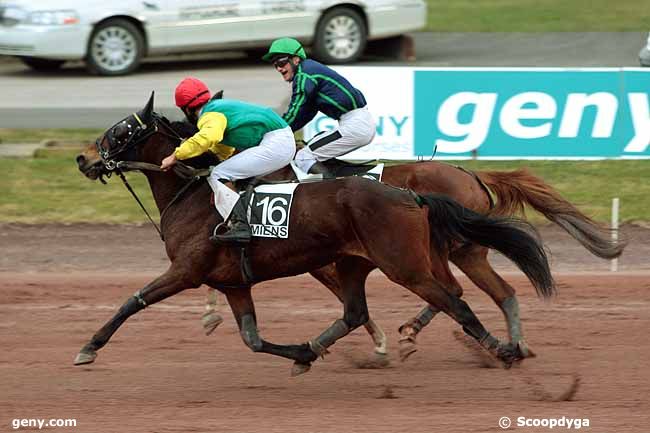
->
xmin=323 ymin=158 xmax=377 ymax=177
xmin=290 ymin=158 xmax=384 ymax=182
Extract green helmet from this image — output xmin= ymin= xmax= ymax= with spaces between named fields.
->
xmin=262 ymin=37 xmax=307 ymax=62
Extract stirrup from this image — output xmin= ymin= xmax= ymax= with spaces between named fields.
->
xmin=211 ymin=224 xmax=251 ymax=245
xmin=209 ymin=222 xmax=230 ymax=243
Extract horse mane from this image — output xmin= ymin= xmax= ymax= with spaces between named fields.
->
xmin=169 ymin=120 xmax=198 ymax=138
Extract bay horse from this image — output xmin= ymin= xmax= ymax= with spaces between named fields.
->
xmin=75 ymin=94 xmax=556 ymax=374
xmin=183 ymin=134 xmax=624 ymax=360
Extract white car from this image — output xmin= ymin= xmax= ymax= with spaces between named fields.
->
xmin=0 ymin=0 xmax=426 ymax=75
xmin=640 ymin=32 xmax=650 ymax=66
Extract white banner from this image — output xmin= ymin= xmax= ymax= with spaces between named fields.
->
xmin=303 ymin=67 xmax=416 ymax=160
xmin=303 ymin=66 xmax=650 ymax=160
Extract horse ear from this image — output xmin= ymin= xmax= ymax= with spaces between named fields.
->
xmin=139 ymin=91 xmax=155 ymax=124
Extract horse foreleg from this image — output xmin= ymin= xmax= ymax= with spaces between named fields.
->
xmin=397 ymin=305 xmax=440 ymax=361
xmin=311 ymin=265 xmax=387 ymax=356
xmin=364 ymin=318 xmax=387 ymax=355
xmin=293 ymin=257 xmax=374 ymax=375
xmin=202 ymin=287 xmax=224 ymax=335
xmin=74 ymin=269 xmax=194 ymax=366
xmin=300 ymin=258 xmax=375 ymax=371
xmin=451 ymin=246 xmax=535 ymax=359
xmin=224 ymin=287 xmax=318 ymax=374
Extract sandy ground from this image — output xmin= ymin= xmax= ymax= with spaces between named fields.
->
xmin=1 ymin=224 xmax=649 ymax=433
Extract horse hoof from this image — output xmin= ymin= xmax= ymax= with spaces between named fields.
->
xmin=496 ymin=343 xmax=520 ymax=369
xmin=371 ymin=352 xmax=391 ymax=367
xmin=374 ymin=343 xmax=388 ymax=357
xmin=291 ymin=362 xmax=312 ymax=377
xmin=74 ymin=351 xmax=97 ymax=366
xmin=517 ymin=340 xmax=537 ymax=358
xmin=202 ymin=311 xmax=224 ymax=336
xmin=398 ymin=337 xmax=417 ymax=362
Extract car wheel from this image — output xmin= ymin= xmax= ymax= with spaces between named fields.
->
xmin=86 ymin=19 xmax=145 ymax=76
xmin=20 ymin=57 xmax=65 ymax=72
xmin=313 ymin=7 xmax=367 ymax=64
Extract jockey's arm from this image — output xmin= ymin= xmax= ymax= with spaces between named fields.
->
xmin=287 ymin=104 xmax=318 ymax=132
xmin=174 ymin=112 xmax=228 ymax=160
xmin=283 ymin=74 xmax=318 ymax=131
xmin=212 ymin=142 xmax=236 ymax=162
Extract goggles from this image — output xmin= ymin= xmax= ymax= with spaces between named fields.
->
xmin=272 ymin=56 xmax=291 ymax=69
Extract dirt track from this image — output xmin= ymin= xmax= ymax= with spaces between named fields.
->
xmin=1 ymin=224 xmax=649 ymax=433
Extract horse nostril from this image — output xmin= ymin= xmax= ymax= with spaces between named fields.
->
xmin=76 ymin=155 xmax=86 ymax=165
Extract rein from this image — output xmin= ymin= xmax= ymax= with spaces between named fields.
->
xmin=115 ymin=161 xmax=210 ymax=242
xmin=116 ymin=170 xmax=164 ymax=240
xmin=115 ymin=160 xmax=210 ymax=178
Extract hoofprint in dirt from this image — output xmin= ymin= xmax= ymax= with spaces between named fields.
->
xmin=1 ymin=271 xmax=649 ymax=432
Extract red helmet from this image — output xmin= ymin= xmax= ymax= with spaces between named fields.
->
xmin=175 ymin=77 xmax=211 ymax=110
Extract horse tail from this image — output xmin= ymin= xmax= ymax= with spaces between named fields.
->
xmin=419 ymin=194 xmax=555 ymax=299
xmin=475 ymin=168 xmax=625 ymax=259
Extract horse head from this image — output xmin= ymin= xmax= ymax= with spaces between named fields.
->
xmin=76 ymin=91 xmax=172 ymax=181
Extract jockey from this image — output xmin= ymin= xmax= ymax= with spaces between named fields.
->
xmin=161 ymin=77 xmax=296 ymax=245
xmin=263 ymin=37 xmax=375 ymax=178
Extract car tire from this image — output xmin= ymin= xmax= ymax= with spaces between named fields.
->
xmin=313 ymin=7 xmax=367 ymax=64
xmin=20 ymin=57 xmax=65 ymax=72
xmin=86 ymin=19 xmax=145 ymax=76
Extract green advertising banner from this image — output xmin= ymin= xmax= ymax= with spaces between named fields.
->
xmin=413 ymin=68 xmax=650 ymax=159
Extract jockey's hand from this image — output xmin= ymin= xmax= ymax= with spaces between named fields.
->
xmin=161 ymin=153 xmax=177 ymax=171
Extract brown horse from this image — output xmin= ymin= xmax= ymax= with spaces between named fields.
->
xmin=75 ymin=95 xmax=556 ymax=374
xmin=194 ymin=143 xmax=624 ymax=361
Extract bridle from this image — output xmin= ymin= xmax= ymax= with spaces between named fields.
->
xmin=96 ymin=111 xmax=182 ymax=174
xmin=95 ymin=111 xmax=209 ymax=241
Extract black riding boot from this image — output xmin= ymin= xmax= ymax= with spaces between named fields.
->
xmin=308 ymin=161 xmax=334 ymax=178
xmin=210 ymin=198 xmax=252 ymax=245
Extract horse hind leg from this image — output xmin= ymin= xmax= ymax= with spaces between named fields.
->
xmin=397 ymin=252 xmax=463 ymax=362
xmin=398 ymin=305 xmax=440 ymax=361
xmin=388 ymin=268 xmax=522 ymax=369
xmin=451 ymin=245 xmax=535 ymax=359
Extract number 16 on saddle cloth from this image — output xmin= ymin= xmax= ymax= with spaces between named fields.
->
xmin=209 ymin=179 xmax=299 ymax=240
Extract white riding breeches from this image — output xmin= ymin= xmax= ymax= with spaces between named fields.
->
xmin=208 ymin=126 xmax=295 ymax=219
xmin=210 ymin=126 xmax=295 ymax=181
xmin=295 ymin=106 xmax=376 ymax=173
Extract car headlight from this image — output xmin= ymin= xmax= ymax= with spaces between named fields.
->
xmin=26 ymin=10 xmax=79 ymax=25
